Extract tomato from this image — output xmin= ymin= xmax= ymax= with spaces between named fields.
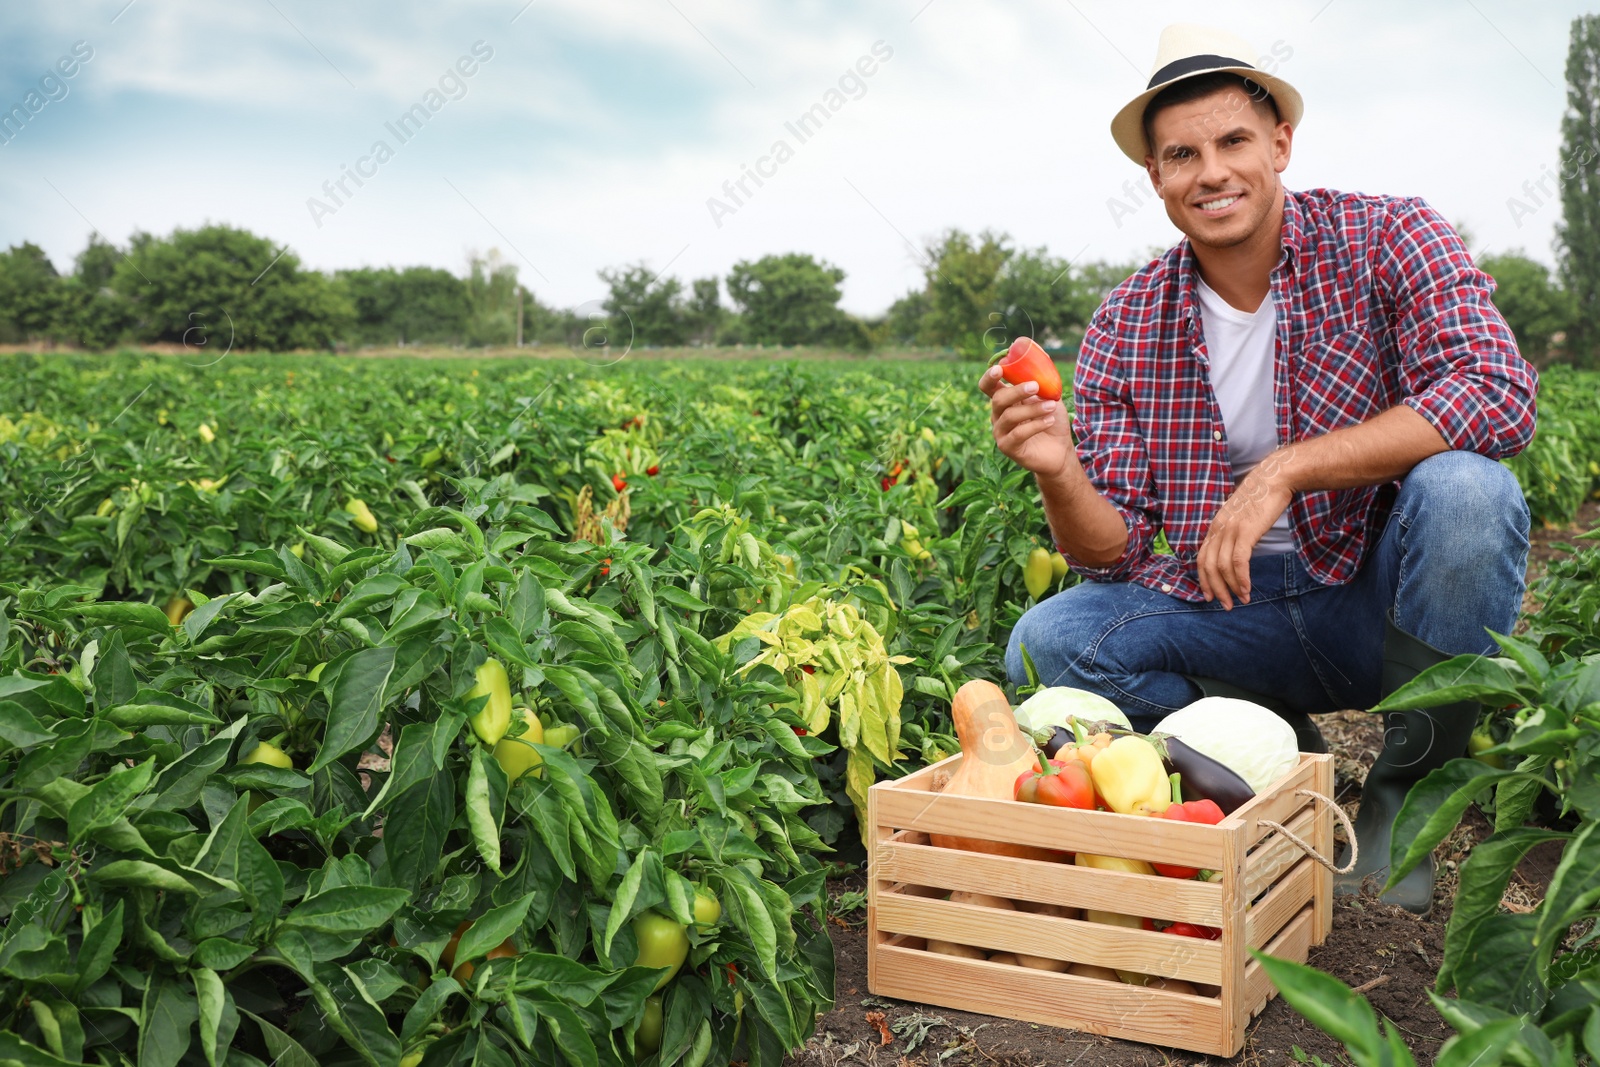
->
xmin=691 ymin=887 xmax=721 ymax=929
xmin=632 ymin=911 xmax=689 ymax=991
xmin=633 ymin=994 xmax=664 ymax=1057
xmin=493 ymin=707 xmax=546 ymax=782
xmin=240 ymin=741 xmax=294 ymax=770
xmin=467 ymin=658 xmax=513 ymax=746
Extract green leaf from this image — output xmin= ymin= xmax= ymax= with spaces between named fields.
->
xmin=0 ymin=1032 xmax=79 ymax=1067
xmin=1454 ymin=911 xmax=1549 ymax=1015
xmin=194 ymin=936 xmax=255 ymax=971
xmin=1494 ymin=756 xmax=1552 ymax=831
xmin=719 ymin=870 xmax=778 ymax=980
xmin=1432 ymin=1018 xmax=1526 ymax=1067
xmin=509 ymin=572 xmax=547 ymax=639
xmin=139 ymin=973 xmax=200 ymax=1067
xmin=1249 ymin=951 xmax=1402 ymax=1065
xmin=1439 ymin=827 xmax=1568 ymax=991
xmin=385 ymin=772 xmax=455 ymax=892
xmin=74 ymin=899 xmax=123 ymax=991
xmin=1386 ymin=759 xmax=1526 ymax=888
xmin=362 ymin=713 xmax=457 ymax=818
xmin=284 ymin=886 xmax=411 ymax=936
xmin=309 ymin=645 xmax=396 ymax=773
xmin=455 ymin=891 xmax=535 ymax=967
xmin=182 ymin=591 xmax=242 ymax=643
xmin=242 ymin=1010 xmax=318 ymax=1067
xmin=90 ymin=628 xmax=136 ymax=708
xmin=1537 ymin=822 xmax=1600 ymax=954
xmin=192 ymin=966 xmax=238 ymax=1067
xmin=403 ymin=977 xmax=464 ymax=1042
xmin=69 ymin=757 xmax=156 ymax=844
xmin=656 ymin=586 xmax=711 ymax=612
xmin=85 ymin=860 xmax=197 ymax=895
xmin=73 ymin=600 xmax=173 ymax=634
xmin=602 ymin=851 xmax=650 ymax=956
xmin=0 ymin=699 xmax=54 ymax=748
xmin=1373 ymin=654 xmax=1525 ymax=711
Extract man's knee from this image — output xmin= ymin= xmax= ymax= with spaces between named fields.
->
xmin=1401 ymin=451 xmax=1529 ymax=540
xmin=1005 ymin=584 xmax=1108 ymax=688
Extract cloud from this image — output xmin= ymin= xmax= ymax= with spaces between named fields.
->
xmin=0 ymin=0 xmax=1586 ymax=317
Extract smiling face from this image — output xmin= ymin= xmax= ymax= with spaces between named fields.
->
xmin=1143 ymin=82 xmax=1292 ymax=251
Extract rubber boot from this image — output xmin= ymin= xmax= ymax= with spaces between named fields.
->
xmin=1184 ymin=676 xmax=1328 ymax=755
xmin=1333 ymin=619 xmax=1478 ymax=915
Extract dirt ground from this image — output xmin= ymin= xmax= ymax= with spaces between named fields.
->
xmin=787 ymin=504 xmax=1598 ymax=1067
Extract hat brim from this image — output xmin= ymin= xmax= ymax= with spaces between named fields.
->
xmin=1110 ymin=67 xmax=1303 ymax=166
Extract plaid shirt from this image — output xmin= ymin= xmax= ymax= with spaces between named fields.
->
xmin=1060 ymin=188 xmax=1538 ymax=601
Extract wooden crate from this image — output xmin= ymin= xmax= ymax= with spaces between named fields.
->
xmin=866 ymin=752 xmax=1334 ymax=1058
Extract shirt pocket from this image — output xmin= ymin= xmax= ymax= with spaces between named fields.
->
xmin=1293 ymin=327 xmax=1386 ymax=437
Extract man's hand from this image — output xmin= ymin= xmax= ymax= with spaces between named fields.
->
xmin=980 ymin=365 xmax=1075 ymax=479
xmin=1197 ymin=449 xmax=1294 ymax=609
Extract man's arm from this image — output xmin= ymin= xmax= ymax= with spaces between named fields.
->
xmin=1195 ymin=406 xmax=1447 ymax=608
xmin=978 ymin=366 xmax=1131 ymax=567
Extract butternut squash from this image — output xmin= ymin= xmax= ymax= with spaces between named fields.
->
xmin=928 ymin=680 xmax=1061 ymax=862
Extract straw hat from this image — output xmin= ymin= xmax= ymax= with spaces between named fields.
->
xmin=1110 ymin=24 xmax=1303 ymax=165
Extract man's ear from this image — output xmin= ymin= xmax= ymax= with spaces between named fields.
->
xmin=1144 ymin=155 xmax=1164 ymax=198
xmin=1273 ymin=120 xmax=1293 ymax=175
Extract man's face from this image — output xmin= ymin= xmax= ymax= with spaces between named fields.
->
xmin=1143 ymin=86 xmax=1292 ymax=250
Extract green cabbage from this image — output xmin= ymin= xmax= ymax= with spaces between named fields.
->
xmin=1013 ymin=687 xmax=1131 ymax=735
xmin=1157 ymin=697 xmax=1299 ymax=791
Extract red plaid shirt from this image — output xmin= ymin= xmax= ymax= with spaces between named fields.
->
xmin=1060 ymin=188 xmax=1538 ymax=601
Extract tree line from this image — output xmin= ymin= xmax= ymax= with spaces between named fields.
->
xmin=0 ymin=217 xmax=1585 ymax=363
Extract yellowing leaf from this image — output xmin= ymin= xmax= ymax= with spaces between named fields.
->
xmin=845 ymin=748 xmax=876 ymax=848
xmin=838 ymin=685 xmax=860 ymax=751
xmin=801 ymin=670 xmax=829 ymax=734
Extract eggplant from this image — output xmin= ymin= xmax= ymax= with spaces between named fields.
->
xmin=1154 ymin=736 xmax=1255 ymax=814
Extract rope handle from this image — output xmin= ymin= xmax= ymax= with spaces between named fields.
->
xmin=1257 ymin=789 xmax=1357 ymax=876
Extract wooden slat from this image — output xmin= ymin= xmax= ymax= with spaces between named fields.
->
xmin=873 ymin=785 xmax=1227 ymax=869
xmin=1244 ymin=858 xmax=1315 ymax=949
xmin=887 ymin=753 xmax=960 ymax=791
xmin=1243 ymin=808 xmax=1318 ymax=902
xmin=873 ymin=837 xmax=1225 ymax=926
xmin=1218 ymin=813 xmax=1249 ymax=1055
xmin=872 ymin=944 xmax=1231 ymax=1057
xmin=1241 ymin=906 xmax=1315 ymax=1019
xmin=1233 ymin=755 xmax=1321 ymax=848
xmin=1312 ymin=755 xmax=1335 ymax=944
xmin=874 ymin=891 xmax=1223 ymax=983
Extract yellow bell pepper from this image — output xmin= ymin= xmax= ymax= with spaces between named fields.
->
xmin=1075 ymin=852 xmax=1156 ymax=877
xmin=1090 ymin=736 xmax=1172 ymax=816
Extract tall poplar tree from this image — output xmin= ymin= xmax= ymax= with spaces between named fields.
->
xmin=1557 ymin=14 xmax=1600 ymax=365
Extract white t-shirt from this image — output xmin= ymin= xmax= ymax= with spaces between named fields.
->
xmin=1194 ymin=274 xmax=1295 ymax=556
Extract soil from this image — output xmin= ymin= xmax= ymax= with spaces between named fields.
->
xmin=785 ymin=512 xmax=1597 ymax=1067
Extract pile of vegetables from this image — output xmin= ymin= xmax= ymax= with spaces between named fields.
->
xmin=924 ymin=679 xmax=1302 ymax=988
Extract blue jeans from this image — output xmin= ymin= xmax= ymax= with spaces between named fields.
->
xmin=1004 ymin=451 xmax=1531 ymax=731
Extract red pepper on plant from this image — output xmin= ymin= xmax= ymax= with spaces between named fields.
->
xmin=647 ymin=464 xmax=659 ymax=476
xmin=1151 ymin=773 xmax=1225 ymax=879
xmin=612 ymin=473 xmax=627 ymax=492
xmin=1014 ymin=752 xmax=1094 ymax=809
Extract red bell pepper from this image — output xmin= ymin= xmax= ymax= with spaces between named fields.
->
xmin=1014 ymin=752 xmax=1095 ymax=809
xmin=994 ymin=336 xmax=1063 ymax=401
xmin=1152 ymin=773 xmax=1225 ymax=879
xmin=1143 ymin=917 xmax=1222 ymax=939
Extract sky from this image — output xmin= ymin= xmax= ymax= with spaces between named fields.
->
xmin=0 ymin=0 xmax=1589 ymax=316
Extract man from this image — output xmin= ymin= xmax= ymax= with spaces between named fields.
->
xmin=985 ymin=24 xmax=1536 ymax=915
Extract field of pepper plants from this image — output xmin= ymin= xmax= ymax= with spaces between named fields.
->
xmin=1 ymin=350 xmax=1599 ymax=1067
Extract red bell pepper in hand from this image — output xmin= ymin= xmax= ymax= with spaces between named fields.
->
xmin=1014 ymin=752 xmax=1095 ymax=809
xmin=1152 ymin=773 xmax=1225 ymax=879
xmin=994 ymin=336 xmax=1063 ymax=401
